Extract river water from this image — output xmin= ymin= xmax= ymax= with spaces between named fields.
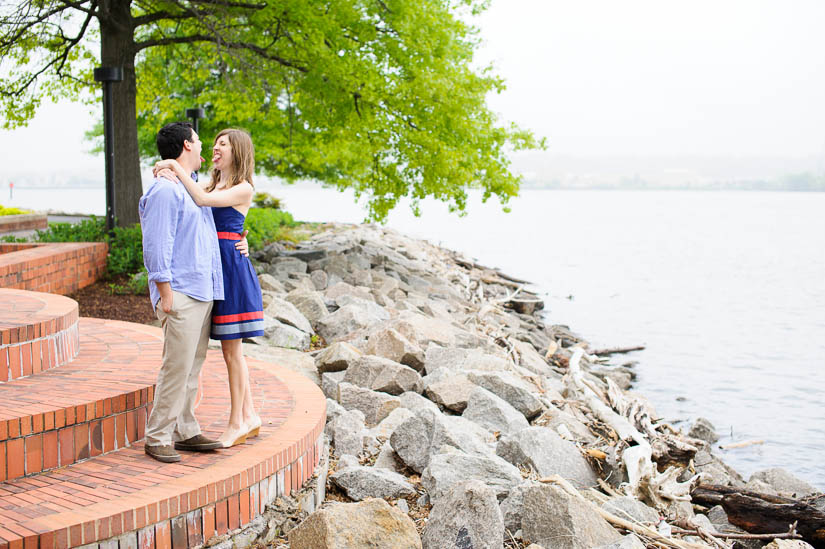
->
xmin=5 ymin=184 xmax=824 ymax=488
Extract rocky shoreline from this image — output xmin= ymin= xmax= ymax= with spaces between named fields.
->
xmin=233 ymin=223 xmax=821 ymax=549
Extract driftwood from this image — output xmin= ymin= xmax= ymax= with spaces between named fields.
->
xmin=592 ymin=344 xmax=647 ymax=355
xmin=692 ymin=484 xmax=825 ymax=547
xmin=541 ymin=475 xmax=708 ymax=549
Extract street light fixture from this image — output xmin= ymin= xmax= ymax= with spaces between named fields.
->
xmin=94 ymin=66 xmax=123 ymax=233
xmin=186 ymin=107 xmax=205 ymax=134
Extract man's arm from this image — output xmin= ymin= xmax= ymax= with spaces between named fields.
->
xmin=141 ymin=183 xmax=179 ymax=311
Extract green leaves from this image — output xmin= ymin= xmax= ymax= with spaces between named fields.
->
xmin=2 ymin=0 xmax=544 ymax=221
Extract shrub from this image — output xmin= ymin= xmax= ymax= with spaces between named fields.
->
xmin=107 ymin=224 xmax=144 ymax=277
xmin=34 ymin=216 xmax=143 ymax=279
xmin=1 ymin=235 xmax=28 ymax=242
xmin=36 ymin=217 xmax=106 ymax=242
xmin=252 ymin=192 xmax=282 ymax=210
xmin=0 ymin=205 xmax=31 ymax=216
xmin=245 ymin=207 xmax=295 ymax=249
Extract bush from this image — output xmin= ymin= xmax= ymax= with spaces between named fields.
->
xmin=107 ymin=224 xmax=144 ymax=277
xmin=1 ymin=235 xmax=28 ymax=243
xmin=0 ymin=205 xmax=31 ymax=216
xmin=245 ymin=207 xmax=295 ymax=249
xmin=36 ymin=217 xmax=106 ymax=242
xmin=252 ymin=192 xmax=283 ymax=210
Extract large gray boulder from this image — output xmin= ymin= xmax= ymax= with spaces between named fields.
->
xmin=258 ymin=273 xmax=286 ymax=293
xmin=263 ymin=318 xmax=311 ymax=350
xmin=316 ymin=304 xmax=385 ymax=342
xmin=264 ymin=296 xmax=314 ymax=334
xmin=421 ymin=452 xmax=522 ymax=503
xmin=368 ymin=407 xmax=415 ymax=440
xmin=374 ymin=441 xmax=407 ymax=473
xmin=499 ymin=481 xmax=536 ymax=534
xmin=336 ymin=294 xmax=389 ymax=319
xmin=289 ymin=498 xmax=422 ymax=549
xmin=285 ymin=290 xmax=329 ymax=326
xmin=389 ymin=409 xmax=492 ymax=473
xmin=324 ymin=281 xmax=373 ymax=302
xmin=463 ymin=387 xmax=530 ymax=436
xmin=310 ymin=269 xmax=328 ymax=290
xmin=522 ymin=484 xmax=622 ymax=549
xmin=748 ymin=468 xmax=819 ymax=498
xmin=424 ymin=344 xmax=510 ymax=375
xmin=343 ymin=355 xmax=423 ymax=396
xmin=397 ymin=391 xmax=442 ymax=416
xmin=330 ymin=465 xmax=416 ymax=501
xmin=424 ymin=373 xmax=477 ymax=412
xmin=422 ymin=480 xmax=504 ymax=549
xmin=336 ymin=382 xmax=400 ymax=426
xmin=466 ymin=371 xmax=544 ymax=419
xmin=496 ymin=427 xmax=599 ymax=488
xmin=395 ymin=311 xmax=459 ymax=348
xmin=688 ymin=416 xmax=719 ymax=444
xmin=365 ymin=327 xmax=426 ymax=372
xmin=315 ymin=341 xmax=363 ymax=373
xmin=601 ymin=496 xmax=659 ymax=524
xmin=330 ymin=409 xmax=366 ymax=457
xmin=512 ymin=340 xmax=553 ymax=376
xmin=321 ymin=371 xmax=346 ymax=399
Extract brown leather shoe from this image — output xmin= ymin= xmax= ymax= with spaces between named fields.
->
xmin=145 ymin=444 xmax=181 ymax=463
xmin=174 ymin=434 xmax=223 ymax=451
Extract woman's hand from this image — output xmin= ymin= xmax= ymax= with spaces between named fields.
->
xmin=153 ymin=159 xmax=183 ymax=180
xmin=235 ymin=230 xmax=250 ymax=257
xmin=154 ymin=167 xmax=179 ymax=183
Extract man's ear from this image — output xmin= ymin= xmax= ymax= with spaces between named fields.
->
xmin=182 ymin=140 xmax=193 ymax=152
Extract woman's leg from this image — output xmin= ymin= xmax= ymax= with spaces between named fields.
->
xmin=219 ymin=338 xmax=248 ymax=445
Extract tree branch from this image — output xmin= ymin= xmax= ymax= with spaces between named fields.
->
xmin=134 ymin=34 xmax=308 ymax=72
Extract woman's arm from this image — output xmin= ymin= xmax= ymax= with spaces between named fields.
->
xmin=155 ymin=159 xmax=253 ymax=208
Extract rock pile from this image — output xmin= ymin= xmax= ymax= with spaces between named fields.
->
xmin=247 ymin=224 xmax=820 ymax=549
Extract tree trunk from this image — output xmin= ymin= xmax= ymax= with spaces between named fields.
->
xmin=98 ymin=1 xmax=141 ymax=227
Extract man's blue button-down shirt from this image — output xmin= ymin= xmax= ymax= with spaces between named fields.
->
xmin=139 ymin=176 xmax=224 ymax=309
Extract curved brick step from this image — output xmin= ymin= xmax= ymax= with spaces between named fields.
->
xmin=0 ymin=319 xmax=326 ymax=549
xmin=0 ymin=289 xmax=80 ymax=383
xmin=0 ymin=319 xmax=161 ymax=481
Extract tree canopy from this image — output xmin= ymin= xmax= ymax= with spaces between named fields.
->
xmin=1 ymin=0 xmax=543 ymax=223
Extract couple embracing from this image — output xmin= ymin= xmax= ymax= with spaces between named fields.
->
xmin=139 ymin=121 xmax=265 ymax=463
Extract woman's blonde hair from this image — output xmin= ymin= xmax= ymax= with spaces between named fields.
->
xmin=206 ymin=128 xmax=255 ymax=191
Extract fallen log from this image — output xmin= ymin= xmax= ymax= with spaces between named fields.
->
xmin=692 ymin=484 xmax=825 ymax=548
xmin=592 ymin=344 xmax=647 ymax=355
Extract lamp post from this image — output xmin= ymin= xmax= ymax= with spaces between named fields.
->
xmin=186 ymin=107 xmax=205 ymax=134
xmin=94 ymin=66 xmax=123 ymax=233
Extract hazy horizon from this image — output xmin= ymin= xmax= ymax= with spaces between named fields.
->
xmin=1 ymin=0 xmax=824 ymax=187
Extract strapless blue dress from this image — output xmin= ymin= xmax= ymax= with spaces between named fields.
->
xmin=210 ymin=207 xmax=264 ymax=340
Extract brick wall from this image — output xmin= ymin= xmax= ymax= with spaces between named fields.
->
xmin=0 ymin=214 xmax=48 ymax=234
xmin=0 ymin=242 xmax=108 ymax=294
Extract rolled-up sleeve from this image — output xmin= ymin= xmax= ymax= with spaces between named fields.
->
xmin=141 ymin=183 xmax=179 ymax=284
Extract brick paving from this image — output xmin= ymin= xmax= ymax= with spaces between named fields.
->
xmin=0 ymin=311 xmax=326 ymax=549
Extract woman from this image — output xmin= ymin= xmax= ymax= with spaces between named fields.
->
xmin=155 ymin=128 xmax=263 ymax=448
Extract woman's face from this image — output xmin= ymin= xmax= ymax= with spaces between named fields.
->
xmin=212 ymin=134 xmax=234 ymax=171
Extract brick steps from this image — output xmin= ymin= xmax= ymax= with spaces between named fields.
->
xmin=0 ymin=318 xmax=160 ymax=481
xmin=1 ymin=289 xmax=81 ymax=382
xmin=0 ymin=315 xmax=326 ymax=549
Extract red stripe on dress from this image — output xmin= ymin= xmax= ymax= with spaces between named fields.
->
xmin=217 ymin=231 xmax=243 ymax=240
xmin=212 ymin=311 xmax=264 ymax=323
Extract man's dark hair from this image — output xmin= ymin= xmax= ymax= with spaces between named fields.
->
xmin=156 ymin=122 xmax=194 ymax=160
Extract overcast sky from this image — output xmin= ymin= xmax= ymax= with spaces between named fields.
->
xmin=2 ymin=0 xmax=825 ymax=179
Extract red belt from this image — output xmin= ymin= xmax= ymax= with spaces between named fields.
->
xmin=217 ymin=232 xmax=242 ymax=240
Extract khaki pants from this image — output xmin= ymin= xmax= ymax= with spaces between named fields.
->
xmin=145 ymin=290 xmax=213 ymax=446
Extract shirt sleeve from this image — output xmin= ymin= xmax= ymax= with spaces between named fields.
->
xmin=141 ymin=183 xmax=180 ymax=284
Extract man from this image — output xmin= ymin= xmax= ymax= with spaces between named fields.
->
xmin=139 ymin=121 xmax=246 ymax=462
